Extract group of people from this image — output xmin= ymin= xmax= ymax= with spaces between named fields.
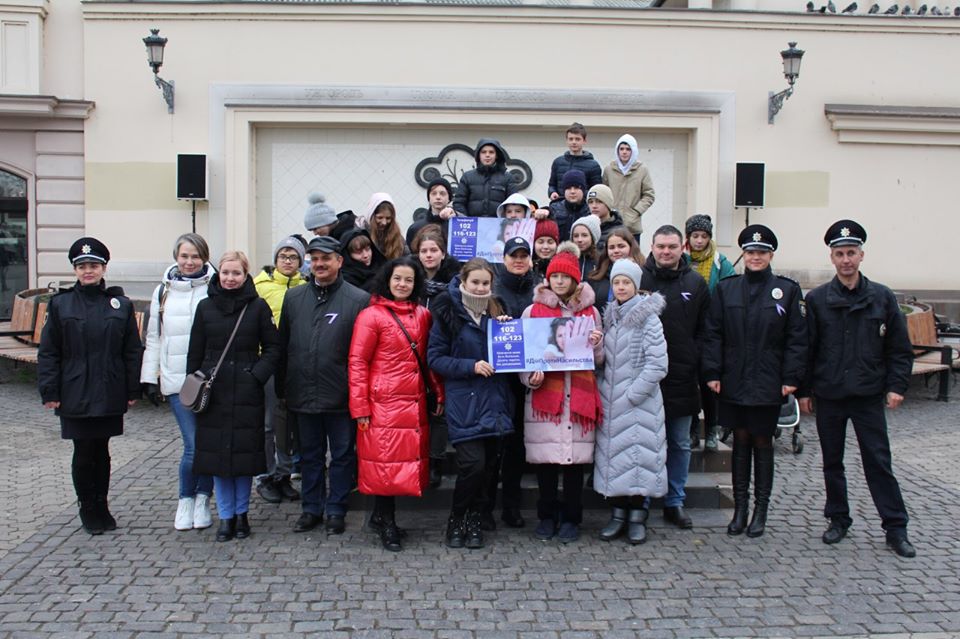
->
xmin=36 ymin=124 xmax=917 ymax=559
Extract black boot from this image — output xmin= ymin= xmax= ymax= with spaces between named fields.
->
xmin=78 ymin=500 xmax=104 ymax=535
xmin=429 ymin=460 xmax=443 ymax=489
xmin=445 ymin=513 xmax=465 ymax=549
xmin=464 ymin=511 xmax=484 ymax=549
xmin=727 ymin=441 xmax=752 ymax=536
xmin=235 ymin=513 xmax=251 ymax=539
xmin=379 ymin=514 xmax=403 ymax=552
xmin=96 ymin=495 xmax=117 ymax=531
xmin=746 ymin=447 xmax=774 ymax=538
xmin=627 ymin=508 xmax=649 ymax=545
xmin=216 ymin=517 xmax=237 ymax=542
xmin=599 ymin=507 xmax=628 ymax=542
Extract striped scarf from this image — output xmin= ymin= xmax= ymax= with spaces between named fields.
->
xmin=529 ymin=301 xmax=603 ymax=433
xmin=689 ymin=240 xmax=716 ymax=284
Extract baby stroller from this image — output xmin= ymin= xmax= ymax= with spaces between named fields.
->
xmin=774 ymin=393 xmax=803 ymax=454
xmin=719 ymin=394 xmax=804 ymax=454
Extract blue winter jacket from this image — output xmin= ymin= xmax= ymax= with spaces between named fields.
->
xmin=427 ymin=278 xmax=514 ymax=445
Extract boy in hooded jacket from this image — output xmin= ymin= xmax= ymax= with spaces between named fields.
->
xmin=452 ymin=139 xmax=517 ymax=218
xmin=603 ymin=134 xmax=655 ymax=243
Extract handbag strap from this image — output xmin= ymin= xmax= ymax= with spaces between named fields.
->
xmin=208 ymin=303 xmax=249 ymax=382
xmin=386 ymin=308 xmax=431 ymax=385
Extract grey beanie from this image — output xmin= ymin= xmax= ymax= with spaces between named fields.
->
xmin=572 ymin=214 xmax=602 ymax=245
xmin=610 ymin=258 xmax=643 ymax=291
xmin=274 ymin=235 xmax=305 ymax=266
xmin=685 ymin=214 xmax=713 ymax=237
xmin=304 ymin=193 xmax=338 ymax=231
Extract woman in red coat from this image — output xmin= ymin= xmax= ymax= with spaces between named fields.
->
xmin=348 ymin=256 xmax=444 ymax=551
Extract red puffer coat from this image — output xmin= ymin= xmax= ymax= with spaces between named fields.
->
xmin=348 ymin=296 xmax=444 ymax=497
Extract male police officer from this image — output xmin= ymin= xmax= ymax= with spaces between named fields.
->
xmin=798 ymin=220 xmax=916 ymax=558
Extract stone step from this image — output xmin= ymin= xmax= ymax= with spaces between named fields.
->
xmin=348 ymin=470 xmax=733 ymax=511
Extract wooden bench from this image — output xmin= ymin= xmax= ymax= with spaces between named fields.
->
xmin=0 ymin=288 xmax=147 ymax=366
xmin=905 ymin=302 xmax=958 ymax=402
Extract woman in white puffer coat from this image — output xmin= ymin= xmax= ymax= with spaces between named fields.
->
xmin=593 ymin=258 xmax=668 ymax=545
xmin=140 ymin=233 xmax=216 ymax=531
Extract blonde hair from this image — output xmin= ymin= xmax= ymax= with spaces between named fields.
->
xmin=218 ymin=250 xmax=250 ymax=275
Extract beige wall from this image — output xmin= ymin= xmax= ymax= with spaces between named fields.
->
xmin=78 ymin=2 xmax=960 ymax=291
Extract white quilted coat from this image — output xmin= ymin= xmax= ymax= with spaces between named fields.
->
xmin=139 ymin=263 xmax=215 ymax=395
xmin=593 ymin=291 xmax=669 ymax=498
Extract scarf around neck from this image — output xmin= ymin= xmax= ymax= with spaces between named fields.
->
xmin=459 ymin=284 xmax=490 ymax=324
xmin=529 ymin=297 xmax=602 ymax=434
xmin=689 ymin=240 xmax=716 ymax=284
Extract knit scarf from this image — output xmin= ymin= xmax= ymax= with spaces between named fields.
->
xmin=689 ymin=240 xmax=716 ymax=284
xmin=529 ymin=299 xmax=603 ymax=434
xmin=459 ymin=284 xmax=489 ymax=325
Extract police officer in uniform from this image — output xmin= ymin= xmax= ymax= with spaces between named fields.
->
xmin=38 ymin=238 xmax=143 ymax=535
xmin=798 ymin=220 xmax=916 ymax=558
xmin=701 ymin=224 xmax=807 ymax=539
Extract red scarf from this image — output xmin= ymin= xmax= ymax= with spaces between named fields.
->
xmin=530 ymin=300 xmax=603 ymax=433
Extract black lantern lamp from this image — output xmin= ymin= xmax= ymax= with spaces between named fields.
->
xmin=143 ymin=29 xmax=174 ymax=114
xmin=768 ymin=42 xmax=804 ymax=124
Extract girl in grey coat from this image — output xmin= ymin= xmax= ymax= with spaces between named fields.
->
xmin=594 ymin=259 xmax=668 ymax=544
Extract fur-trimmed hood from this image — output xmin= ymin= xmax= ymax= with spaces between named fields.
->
xmin=603 ymin=290 xmax=666 ymax=331
xmin=532 ymin=280 xmax=596 ymax=314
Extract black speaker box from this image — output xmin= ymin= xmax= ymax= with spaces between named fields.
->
xmin=735 ymin=162 xmax=765 ymax=208
xmin=177 ymin=154 xmax=207 ymax=200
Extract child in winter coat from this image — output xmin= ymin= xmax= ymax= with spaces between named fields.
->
xmin=520 ymin=242 xmax=604 ymax=543
xmin=427 ymin=258 xmax=514 ymax=550
xmin=533 ymin=219 xmax=560 ymax=284
xmin=602 ymin=134 xmax=655 ymax=243
xmin=684 ymin=214 xmax=736 ymax=452
xmin=361 ymin=193 xmax=407 ymax=260
xmin=593 ymin=259 xmax=668 ymax=545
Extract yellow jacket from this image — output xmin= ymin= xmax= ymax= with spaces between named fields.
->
xmin=254 ymin=267 xmax=306 ymax=324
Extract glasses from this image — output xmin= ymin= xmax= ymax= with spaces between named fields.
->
xmin=277 ymin=254 xmax=300 ymax=263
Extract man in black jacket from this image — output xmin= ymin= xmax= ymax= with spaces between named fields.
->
xmin=640 ymin=225 xmax=710 ymax=528
xmin=798 ymin=220 xmax=916 ymax=558
xmin=452 ymin=139 xmax=517 ymax=218
xmin=277 ymin=236 xmax=369 ymax=535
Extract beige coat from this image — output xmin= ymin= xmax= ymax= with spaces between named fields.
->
xmin=602 ymin=161 xmax=655 ymax=236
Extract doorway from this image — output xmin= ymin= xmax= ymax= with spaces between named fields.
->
xmin=0 ymin=169 xmax=29 ymax=318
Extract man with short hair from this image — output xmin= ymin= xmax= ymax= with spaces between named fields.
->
xmin=640 ymin=224 xmax=710 ymax=529
xmin=547 ymin=122 xmax=602 ymax=203
xmin=406 ymin=178 xmax=456 ymax=249
xmin=798 ymin=219 xmax=916 ymax=558
xmin=277 ymin=235 xmax=369 ymax=535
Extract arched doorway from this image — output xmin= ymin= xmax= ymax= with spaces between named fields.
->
xmin=0 ymin=169 xmax=28 ymax=318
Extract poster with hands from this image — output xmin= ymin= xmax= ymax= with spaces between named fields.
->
xmin=448 ymin=217 xmax=536 ymax=263
xmin=488 ymin=316 xmax=596 ymax=373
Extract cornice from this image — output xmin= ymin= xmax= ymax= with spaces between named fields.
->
xmin=825 ymin=103 xmax=960 ymax=146
xmin=0 ymin=95 xmax=95 ymax=119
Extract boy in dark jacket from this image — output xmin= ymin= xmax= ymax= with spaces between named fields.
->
xmin=452 ymin=139 xmax=517 ymax=218
xmin=547 ymin=169 xmax=590 ymax=242
xmin=548 ymin=123 xmax=602 ymax=203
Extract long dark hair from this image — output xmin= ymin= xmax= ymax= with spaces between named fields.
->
xmin=589 ymin=227 xmax=644 ymax=281
xmin=372 ymin=256 xmax=426 ymax=302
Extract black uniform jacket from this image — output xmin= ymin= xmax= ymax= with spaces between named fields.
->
xmin=38 ymin=282 xmax=143 ymax=418
xmin=701 ymin=267 xmax=807 ymax=406
xmin=799 ymin=274 xmax=912 ymax=400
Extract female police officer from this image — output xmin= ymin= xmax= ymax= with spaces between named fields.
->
xmin=701 ymin=225 xmax=807 ymax=539
xmin=38 ymin=237 xmax=143 ymax=535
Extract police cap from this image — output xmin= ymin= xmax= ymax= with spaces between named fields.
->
xmin=738 ymin=224 xmax=778 ymax=252
xmin=68 ymin=237 xmax=110 ymax=265
xmin=824 ymin=219 xmax=866 ymax=247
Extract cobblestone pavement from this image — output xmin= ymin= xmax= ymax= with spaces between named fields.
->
xmin=0 ymin=367 xmax=957 ymax=638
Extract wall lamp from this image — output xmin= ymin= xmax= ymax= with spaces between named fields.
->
xmin=768 ymin=42 xmax=804 ymax=124
xmin=143 ymin=29 xmax=174 ymax=114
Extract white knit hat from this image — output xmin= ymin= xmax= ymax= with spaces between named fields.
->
xmin=610 ymin=258 xmax=643 ymax=291
xmin=571 ymin=214 xmax=602 ymax=245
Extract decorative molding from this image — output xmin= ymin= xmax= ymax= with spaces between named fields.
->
xmin=824 ymin=104 xmax=960 ymax=146
xmin=0 ymin=95 xmax=95 ymax=119
xmin=414 ymin=142 xmax=533 ymax=192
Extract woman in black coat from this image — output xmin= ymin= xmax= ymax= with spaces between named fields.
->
xmin=187 ymin=251 xmax=280 ymax=541
xmin=701 ymin=225 xmax=807 ymax=539
xmin=38 ymin=237 xmax=143 ymax=535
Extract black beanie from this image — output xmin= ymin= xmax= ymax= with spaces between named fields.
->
xmin=426 ymin=178 xmax=453 ymax=202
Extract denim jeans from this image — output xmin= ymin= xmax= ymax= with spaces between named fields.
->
xmin=296 ymin=411 xmax=355 ymax=518
xmin=168 ymin=393 xmax=213 ymax=499
xmin=213 ymin=476 xmax=252 ymax=519
xmin=665 ymin=414 xmax=693 ymax=507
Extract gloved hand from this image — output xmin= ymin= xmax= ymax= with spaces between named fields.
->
xmin=142 ymin=383 xmax=161 ymax=407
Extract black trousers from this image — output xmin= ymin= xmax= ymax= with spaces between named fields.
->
xmin=535 ymin=464 xmax=585 ymax=524
xmin=72 ymin=438 xmax=111 ymax=500
xmin=815 ymin=395 xmax=909 ymax=533
xmin=373 ymin=495 xmax=395 ymax=517
xmin=485 ymin=382 xmax=526 ymax=512
xmin=700 ymin=383 xmax=718 ymax=433
xmin=452 ymin=438 xmax=501 ymax=516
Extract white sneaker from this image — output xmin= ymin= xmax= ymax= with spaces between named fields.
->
xmin=175 ymin=497 xmax=195 ymax=530
xmin=193 ymin=494 xmax=212 ymax=529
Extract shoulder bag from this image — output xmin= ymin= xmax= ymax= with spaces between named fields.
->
xmin=387 ymin=308 xmax=438 ymax=414
xmin=180 ymin=304 xmax=249 ymax=414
